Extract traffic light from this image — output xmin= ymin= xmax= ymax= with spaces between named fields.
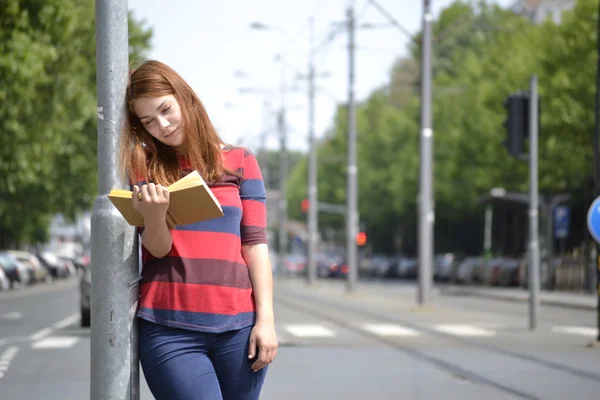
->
xmin=356 ymin=232 xmax=367 ymax=246
xmin=301 ymin=198 xmax=309 ymax=213
xmin=502 ymin=92 xmax=541 ymax=158
xmin=503 ymin=93 xmax=528 ymax=157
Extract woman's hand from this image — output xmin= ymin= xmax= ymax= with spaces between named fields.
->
xmin=132 ymin=183 xmax=170 ymax=222
xmin=248 ymin=319 xmax=278 ymax=372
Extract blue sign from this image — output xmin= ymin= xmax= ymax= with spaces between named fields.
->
xmin=587 ymin=196 xmax=600 ymax=243
xmin=554 ymin=205 xmax=570 ymax=239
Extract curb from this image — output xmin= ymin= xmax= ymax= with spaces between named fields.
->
xmin=441 ymin=288 xmax=596 ymax=311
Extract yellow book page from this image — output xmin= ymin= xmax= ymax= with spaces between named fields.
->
xmin=168 ymin=171 xmax=204 ymax=191
xmin=109 ymin=189 xmax=133 ymax=199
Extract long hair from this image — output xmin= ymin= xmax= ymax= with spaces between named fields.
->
xmin=120 ymin=60 xmax=226 ymax=186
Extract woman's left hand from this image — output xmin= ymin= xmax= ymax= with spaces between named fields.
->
xmin=248 ymin=319 xmax=278 ymax=372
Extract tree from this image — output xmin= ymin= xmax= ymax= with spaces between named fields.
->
xmin=0 ymin=0 xmax=153 ymax=248
xmin=286 ymin=0 xmax=598 ymax=255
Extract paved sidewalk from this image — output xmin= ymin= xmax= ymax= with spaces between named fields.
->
xmin=275 ymin=276 xmax=597 ymax=310
xmin=440 ymin=285 xmax=597 ymax=310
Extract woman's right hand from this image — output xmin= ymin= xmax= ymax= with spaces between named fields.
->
xmin=132 ymin=183 xmax=170 ymax=222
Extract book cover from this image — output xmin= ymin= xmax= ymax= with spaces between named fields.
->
xmin=108 ymin=171 xmax=224 ymax=228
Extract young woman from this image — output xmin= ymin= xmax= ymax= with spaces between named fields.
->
xmin=119 ymin=60 xmax=277 ymax=400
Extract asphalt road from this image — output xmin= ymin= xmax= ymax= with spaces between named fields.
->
xmin=0 ymin=277 xmax=599 ymax=399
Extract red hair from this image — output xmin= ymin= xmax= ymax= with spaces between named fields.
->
xmin=120 ymin=60 xmax=227 ymax=185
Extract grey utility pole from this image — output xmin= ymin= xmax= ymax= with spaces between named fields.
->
xmin=91 ymin=1 xmax=140 ymax=400
xmin=307 ymin=17 xmax=318 ymax=285
xmin=278 ymin=109 xmax=288 ymax=274
xmin=418 ymin=0 xmax=434 ymax=305
xmin=260 ymin=100 xmax=271 ymax=190
xmin=528 ymin=75 xmax=540 ymax=331
xmin=346 ymin=4 xmax=359 ymax=292
xmin=276 ymin=54 xmax=289 ymax=275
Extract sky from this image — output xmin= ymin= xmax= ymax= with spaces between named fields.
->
xmin=127 ymin=0 xmax=514 ymax=153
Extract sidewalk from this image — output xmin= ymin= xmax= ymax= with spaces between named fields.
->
xmin=275 ymin=277 xmax=597 ymax=311
xmin=440 ymin=285 xmax=597 ymax=311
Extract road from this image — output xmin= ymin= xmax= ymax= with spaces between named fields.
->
xmin=0 ymin=276 xmax=599 ymax=399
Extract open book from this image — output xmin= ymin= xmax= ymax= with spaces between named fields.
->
xmin=108 ymin=171 xmax=224 ymax=229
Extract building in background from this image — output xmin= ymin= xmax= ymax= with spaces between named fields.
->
xmin=512 ymin=0 xmax=576 ymax=23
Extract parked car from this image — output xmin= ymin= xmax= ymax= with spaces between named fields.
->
xmin=8 ymin=250 xmax=50 ymax=284
xmin=0 ymin=267 xmax=9 ymax=291
xmin=0 ymin=251 xmax=30 ymax=288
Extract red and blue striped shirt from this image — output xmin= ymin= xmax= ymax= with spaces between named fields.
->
xmin=136 ymin=146 xmax=267 ymax=333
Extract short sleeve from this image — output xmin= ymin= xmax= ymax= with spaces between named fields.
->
xmin=239 ymin=149 xmax=267 ymax=245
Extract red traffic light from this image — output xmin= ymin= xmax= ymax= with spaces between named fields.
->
xmin=356 ymin=232 xmax=367 ymax=246
xmin=301 ymin=199 xmax=309 ymax=213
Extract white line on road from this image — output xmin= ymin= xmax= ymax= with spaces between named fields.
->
xmin=434 ymin=324 xmax=496 ymax=337
xmin=32 ymin=336 xmax=80 ymax=349
xmin=363 ymin=324 xmax=421 ymax=337
xmin=29 ymin=327 xmax=53 ymax=342
xmin=0 ymin=346 xmax=19 ymax=380
xmin=284 ymin=324 xmax=336 ymax=338
xmin=0 ymin=312 xmax=22 ymax=320
xmin=1 ymin=346 xmax=19 ymax=361
xmin=52 ymin=314 xmax=80 ymax=330
xmin=552 ymin=326 xmax=598 ymax=338
xmin=28 ymin=313 xmax=79 ymax=342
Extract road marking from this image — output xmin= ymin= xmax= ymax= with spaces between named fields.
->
xmin=434 ymin=324 xmax=496 ymax=337
xmin=552 ymin=326 xmax=597 ymax=338
xmin=284 ymin=324 xmax=336 ymax=338
xmin=1 ymin=346 xmax=19 ymax=361
xmin=1 ymin=312 xmax=22 ymax=320
xmin=363 ymin=324 xmax=420 ymax=337
xmin=52 ymin=314 xmax=79 ymax=330
xmin=32 ymin=336 xmax=80 ymax=349
xmin=28 ymin=313 xmax=79 ymax=342
xmin=29 ymin=328 xmax=53 ymax=342
xmin=0 ymin=346 xmax=19 ymax=380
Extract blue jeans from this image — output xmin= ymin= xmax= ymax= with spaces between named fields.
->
xmin=138 ymin=318 xmax=268 ymax=400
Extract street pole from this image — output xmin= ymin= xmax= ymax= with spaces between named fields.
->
xmin=275 ymin=54 xmax=289 ymax=276
xmin=528 ymin=75 xmax=540 ymax=331
xmin=346 ymin=4 xmax=359 ymax=293
xmin=418 ymin=0 xmax=434 ymax=305
xmin=307 ymin=17 xmax=318 ymax=285
xmin=278 ymin=109 xmax=288 ymax=275
xmin=260 ymin=101 xmax=270 ymax=190
xmin=91 ymin=1 xmax=139 ymax=400
xmin=484 ymin=205 xmax=493 ymax=256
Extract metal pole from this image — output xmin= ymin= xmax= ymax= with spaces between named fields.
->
xmin=276 ymin=54 xmax=288 ymax=276
xmin=346 ymin=4 xmax=358 ymax=292
xmin=484 ymin=205 xmax=493 ymax=256
xmin=278 ymin=110 xmax=288 ymax=274
xmin=528 ymin=75 xmax=540 ymax=331
xmin=418 ymin=0 xmax=434 ymax=305
xmin=307 ymin=17 xmax=318 ymax=285
xmin=91 ymin=1 xmax=139 ymax=400
xmin=260 ymin=101 xmax=270 ymax=190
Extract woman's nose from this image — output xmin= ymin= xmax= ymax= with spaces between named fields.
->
xmin=158 ymin=116 xmax=170 ymax=128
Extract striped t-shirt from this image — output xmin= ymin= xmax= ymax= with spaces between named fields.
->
xmin=136 ymin=146 xmax=267 ymax=333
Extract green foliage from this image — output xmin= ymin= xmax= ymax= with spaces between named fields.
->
xmin=0 ymin=0 xmax=152 ymax=248
xmin=286 ymin=0 xmax=598 ymax=254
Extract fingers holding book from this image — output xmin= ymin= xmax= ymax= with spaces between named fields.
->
xmin=132 ymin=184 xmax=170 ymax=220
